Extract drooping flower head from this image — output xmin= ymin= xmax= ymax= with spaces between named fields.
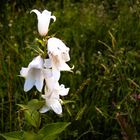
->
xmin=20 ymin=56 xmax=44 ymax=92
xmin=31 ymin=9 xmax=56 ymax=36
xmin=39 ymin=83 xmax=69 ymax=114
xmin=44 ymin=37 xmax=73 ymax=81
xmin=47 ymin=37 xmax=70 ymax=64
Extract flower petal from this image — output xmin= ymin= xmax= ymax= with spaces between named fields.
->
xmin=50 ymin=92 xmax=60 ymax=99
xmin=43 ymin=69 xmax=52 ymax=79
xmin=29 ymin=56 xmax=43 ymax=69
xmin=44 ymin=59 xmax=52 ymax=68
xmin=58 ymin=62 xmax=72 ymax=71
xmin=39 ymin=105 xmax=50 ymax=113
xmin=52 ymin=68 xmax=60 ymax=81
xmin=42 ymin=10 xmax=51 ymax=16
xmin=38 ymin=10 xmax=51 ymax=36
xmin=51 ymin=15 xmax=56 ymax=22
xmin=59 ymin=84 xmax=69 ymax=96
xmin=48 ymin=37 xmax=69 ymax=56
xmin=30 ymin=9 xmax=41 ymax=18
xmin=35 ymin=71 xmax=44 ymax=92
xmin=62 ymin=51 xmax=70 ymax=62
xmin=20 ymin=67 xmax=29 ymax=77
xmin=50 ymin=100 xmax=62 ymax=115
xmin=24 ymin=70 xmax=35 ymax=92
xmin=45 ymin=76 xmax=59 ymax=92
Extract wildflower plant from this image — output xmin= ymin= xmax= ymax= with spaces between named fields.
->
xmin=1 ymin=9 xmax=71 ymax=140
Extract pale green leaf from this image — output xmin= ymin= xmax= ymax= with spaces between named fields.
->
xmin=24 ymin=109 xmax=41 ymax=128
xmin=17 ymin=99 xmax=43 ymax=128
xmin=22 ymin=131 xmax=39 ymax=140
xmin=38 ymin=122 xmax=71 ymax=139
xmin=27 ymin=99 xmax=44 ymax=111
xmin=0 ymin=131 xmax=23 ymax=140
xmin=42 ymin=134 xmax=57 ymax=140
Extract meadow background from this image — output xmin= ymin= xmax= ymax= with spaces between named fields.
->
xmin=0 ymin=0 xmax=140 ymax=139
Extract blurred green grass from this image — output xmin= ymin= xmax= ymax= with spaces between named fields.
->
xmin=0 ymin=0 xmax=140 ymax=139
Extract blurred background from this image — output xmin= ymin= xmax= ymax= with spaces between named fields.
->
xmin=0 ymin=0 xmax=140 ymax=139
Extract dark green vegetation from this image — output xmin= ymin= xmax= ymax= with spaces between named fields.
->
xmin=0 ymin=0 xmax=140 ymax=139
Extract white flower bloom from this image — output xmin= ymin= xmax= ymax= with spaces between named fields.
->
xmin=40 ymin=89 xmax=62 ymax=114
xmin=45 ymin=80 xmax=69 ymax=97
xmin=40 ymin=98 xmax=62 ymax=115
xmin=46 ymin=77 xmax=60 ymax=92
xmin=45 ymin=38 xmax=73 ymax=80
xmin=43 ymin=69 xmax=69 ymax=96
xmin=47 ymin=37 xmax=70 ymax=63
xmin=20 ymin=56 xmax=44 ymax=92
xmin=40 ymin=83 xmax=69 ymax=114
xmin=31 ymin=9 xmax=56 ymax=36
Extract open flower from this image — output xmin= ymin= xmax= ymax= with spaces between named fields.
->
xmin=40 ymin=83 xmax=69 ymax=114
xmin=40 ymin=97 xmax=62 ymax=115
xmin=20 ymin=56 xmax=44 ymax=92
xmin=40 ymin=87 xmax=63 ymax=115
xmin=31 ymin=9 xmax=56 ymax=36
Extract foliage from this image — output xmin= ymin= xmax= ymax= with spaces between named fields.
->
xmin=0 ymin=0 xmax=140 ymax=140
xmin=0 ymin=122 xmax=70 ymax=140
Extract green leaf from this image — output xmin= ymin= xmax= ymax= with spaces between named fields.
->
xmin=17 ymin=104 xmax=29 ymax=110
xmin=42 ymin=134 xmax=58 ymax=140
xmin=0 ymin=131 xmax=23 ymax=140
xmin=17 ymin=99 xmax=43 ymax=128
xmin=38 ymin=122 xmax=71 ymax=139
xmin=22 ymin=131 xmax=39 ymax=140
xmin=27 ymin=99 xmax=44 ymax=111
xmin=17 ymin=99 xmax=44 ymax=111
xmin=24 ymin=109 xmax=41 ymax=128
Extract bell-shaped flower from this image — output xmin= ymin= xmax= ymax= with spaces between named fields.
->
xmin=40 ymin=97 xmax=62 ymax=115
xmin=43 ymin=68 xmax=69 ymax=96
xmin=31 ymin=9 xmax=56 ymax=36
xmin=40 ymin=88 xmax=62 ymax=114
xmin=47 ymin=37 xmax=70 ymax=63
xmin=40 ymin=81 xmax=69 ymax=114
xmin=45 ymin=37 xmax=73 ymax=80
xmin=20 ymin=55 xmax=44 ymax=92
xmin=46 ymin=82 xmax=69 ymax=100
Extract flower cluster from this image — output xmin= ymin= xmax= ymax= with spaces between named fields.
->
xmin=20 ymin=9 xmax=72 ymax=115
